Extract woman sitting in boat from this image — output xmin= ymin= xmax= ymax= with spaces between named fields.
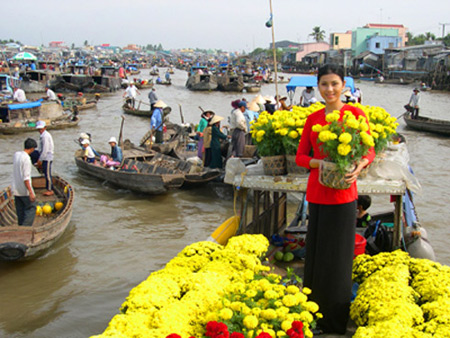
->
xmin=81 ymin=139 xmax=96 ymax=164
xmin=100 ymin=137 xmax=123 ymax=169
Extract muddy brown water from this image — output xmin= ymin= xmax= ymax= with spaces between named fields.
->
xmin=0 ymin=70 xmax=449 ymax=337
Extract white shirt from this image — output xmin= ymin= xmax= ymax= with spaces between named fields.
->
xmin=230 ymin=109 xmax=247 ymax=132
xmin=301 ymin=89 xmax=315 ymax=105
xmin=409 ymin=93 xmax=420 ymax=107
xmin=125 ymin=85 xmax=138 ymax=98
xmin=12 ymin=151 xmax=34 ymax=196
xmin=13 ymin=89 xmax=27 ymax=102
xmin=39 ymin=130 xmax=54 ymax=161
xmin=84 ymin=146 xmax=95 ymax=159
xmin=46 ymin=88 xmax=57 ymax=101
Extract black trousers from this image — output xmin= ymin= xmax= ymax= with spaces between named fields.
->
xmin=304 ymin=201 xmax=356 ymax=334
xmin=15 ymin=196 xmax=36 ymax=226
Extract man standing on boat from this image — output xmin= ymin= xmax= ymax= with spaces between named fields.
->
xmin=123 ymin=82 xmax=140 ymax=109
xmin=12 ymin=138 xmax=38 ymax=226
xmin=148 ymin=87 xmax=158 ymax=111
xmin=407 ymin=88 xmax=421 ymax=119
xmin=36 ymin=121 xmax=54 ymax=196
xmin=150 ymin=100 xmax=167 ymax=144
xmin=230 ymin=101 xmax=247 ymax=157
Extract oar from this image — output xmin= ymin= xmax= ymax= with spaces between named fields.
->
xmin=178 ymin=103 xmax=185 ymax=124
xmin=198 ymin=106 xmax=205 ymax=113
xmin=118 ymin=115 xmax=125 ymax=147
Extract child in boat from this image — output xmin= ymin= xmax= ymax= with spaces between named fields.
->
xmin=356 ymin=195 xmax=372 ymax=228
xmin=81 ymin=139 xmax=96 ymax=164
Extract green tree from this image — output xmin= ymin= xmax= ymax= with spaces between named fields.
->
xmin=310 ymin=26 xmax=325 ymax=42
xmin=84 ymin=40 xmax=88 ymax=46
xmin=425 ymin=32 xmax=436 ymax=41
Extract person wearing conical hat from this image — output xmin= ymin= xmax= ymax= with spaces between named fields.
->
xmin=208 ymin=115 xmax=230 ymax=169
xmin=150 ymin=100 xmax=167 ymax=143
xmin=196 ymin=110 xmax=215 ymax=160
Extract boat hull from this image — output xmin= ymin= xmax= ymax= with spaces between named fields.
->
xmin=0 ymin=176 xmax=74 ymax=261
xmin=404 ymin=115 xmax=450 ymax=136
xmin=75 ymin=156 xmax=180 ymax=194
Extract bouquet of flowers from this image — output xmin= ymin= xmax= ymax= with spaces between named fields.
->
xmin=348 ymin=103 xmax=399 ymax=154
xmin=312 ymin=109 xmax=375 ymax=174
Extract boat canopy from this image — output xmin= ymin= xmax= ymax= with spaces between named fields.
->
xmin=8 ymin=100 xmax=42 ymax=110
xmin=286 ymin=75 xmax=355 ymax=93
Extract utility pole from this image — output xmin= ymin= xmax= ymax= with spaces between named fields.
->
xmin=268 ymin=0 xmax=279 ymax=103
xmin=438 ymin=23 xmax=450 ymax=38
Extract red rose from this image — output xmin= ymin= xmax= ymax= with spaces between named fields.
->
xmin=286 ymin=321 xmax=304 ymax=338
xmin=255 ymin=333 xmax=272 ymax=338
xmin=205 ymin=321 xmax=230 ymax=338
xmin=230 ymin=333 xmax=245 ymax=338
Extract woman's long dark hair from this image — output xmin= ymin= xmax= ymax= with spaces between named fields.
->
xmin=317 ymin=64 xmax=345 ymax=82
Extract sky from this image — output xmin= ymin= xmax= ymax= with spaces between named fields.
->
xmin=1 ymin=0 xmax=449 ymax=52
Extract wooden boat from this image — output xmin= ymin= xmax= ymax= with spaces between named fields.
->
xmin=0 ymin=101 xmax=80 ymax=134
xmin=0 ymin=176 xmax=74 ymax=261
xmin=63 ymin=98 xmax=97 ymax=112
xmin=0 ymin=115 xmax=80 ymax=134
xmin=217 ymin=74 xmax=244 ymax=92
xmin=134 ymin=82 xmax=153 ymax=90
xmin=243 ymin=83 xmax=261 ymax=93
xmin=375 ymin=78 xmax=414 ymax=85
xmin=155 ymin=80 xmax=172 ymax=86
xmin=403 ymin=114 xmax=450 ymax=136
xmin=185 ymin=66 xmax=218 ymax=91
xmin=74 ymin=149 xmax=221 ymax=194
xmin=122 ymin=104 xmax=153 ymax=118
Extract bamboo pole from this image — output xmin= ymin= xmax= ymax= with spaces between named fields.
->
xmin=269 ymin=0 xmax=279 ymax=104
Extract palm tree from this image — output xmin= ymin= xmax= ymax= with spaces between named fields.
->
xmin=310 ymin=26 xmax=325 ymax=42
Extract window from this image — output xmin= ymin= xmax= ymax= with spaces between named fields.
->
xmin=375 ymin=42 xmax=380 ymax=48
xmin=334 ymin=36 xmax=339 ymax=45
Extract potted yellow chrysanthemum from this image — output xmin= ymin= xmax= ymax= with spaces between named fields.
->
xmin=313 ymin=110 xmax=375 ymax=189
xmin=251 ymin=106 xmax=318 ymax=176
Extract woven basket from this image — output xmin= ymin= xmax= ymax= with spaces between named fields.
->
xmin=262 ymin=155 xmax=286 ymax=176
xmin=319 ymin=160 xmax=354 ymax=190
xmin=285 ymin=155 xmax=309 ymax=176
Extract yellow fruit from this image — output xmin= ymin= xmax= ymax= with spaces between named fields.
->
xmin=36 ymin=206 xmax=43 ymax=216
xmin=54 ymin=202 xmax=64 ymax=211
xmin=42 ymin=204 xmax=52 ymax=215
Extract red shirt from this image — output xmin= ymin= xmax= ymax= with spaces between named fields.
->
xmin=296 ymin=104 xmax=375 ymax=205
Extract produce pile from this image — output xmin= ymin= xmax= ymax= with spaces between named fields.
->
xmin=351 ymin=250 xmax=450 ymax=337
xmin=91 ymin=234 xmax=319 ymax=338
xmin=35 ymin=201 xmax=64 ymax=216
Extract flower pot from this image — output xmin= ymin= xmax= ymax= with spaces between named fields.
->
xmin=285 ymin=155 xmax=309 ymax=176
xmin=261 ymin=155 xmax=286 ymax=176
xmin=319 ymin=160 xmax=354 ymax=190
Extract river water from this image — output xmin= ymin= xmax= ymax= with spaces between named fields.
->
xmin=0 ymin=70 xmax=449 ymax=338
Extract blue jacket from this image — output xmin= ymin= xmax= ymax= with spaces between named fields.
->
xmin=111 ymin=145 xmax=123 ymax=163
xmin=150 ymin=108 xmax=163 ymax=131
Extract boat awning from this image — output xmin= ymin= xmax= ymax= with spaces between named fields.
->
xmin=286 ymin=75 xmax=355 ymax=93
xmin=8 ymin=99 xmax=43 ymax=110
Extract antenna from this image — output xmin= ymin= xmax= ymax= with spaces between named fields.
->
xmin=438 ymin=23 xmax=450 ymax=38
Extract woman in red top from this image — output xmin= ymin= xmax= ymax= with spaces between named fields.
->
xmin=296 ymin=64 xmax=375 ymax=335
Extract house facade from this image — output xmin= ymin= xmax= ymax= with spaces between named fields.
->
xmin=330 ymin=31 xmax=352 ymax=50
xmin=352 ymin=27 xmax=399 ymax=56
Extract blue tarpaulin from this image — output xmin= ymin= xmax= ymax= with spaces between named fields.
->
xmin=286 ymin=75 xmax=355 ymax=93
xmin=8 ymin=99 xmax=42 ymax=110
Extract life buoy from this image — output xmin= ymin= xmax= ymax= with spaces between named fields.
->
xmin=0 ymin=242 xmax=28 ymax=261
